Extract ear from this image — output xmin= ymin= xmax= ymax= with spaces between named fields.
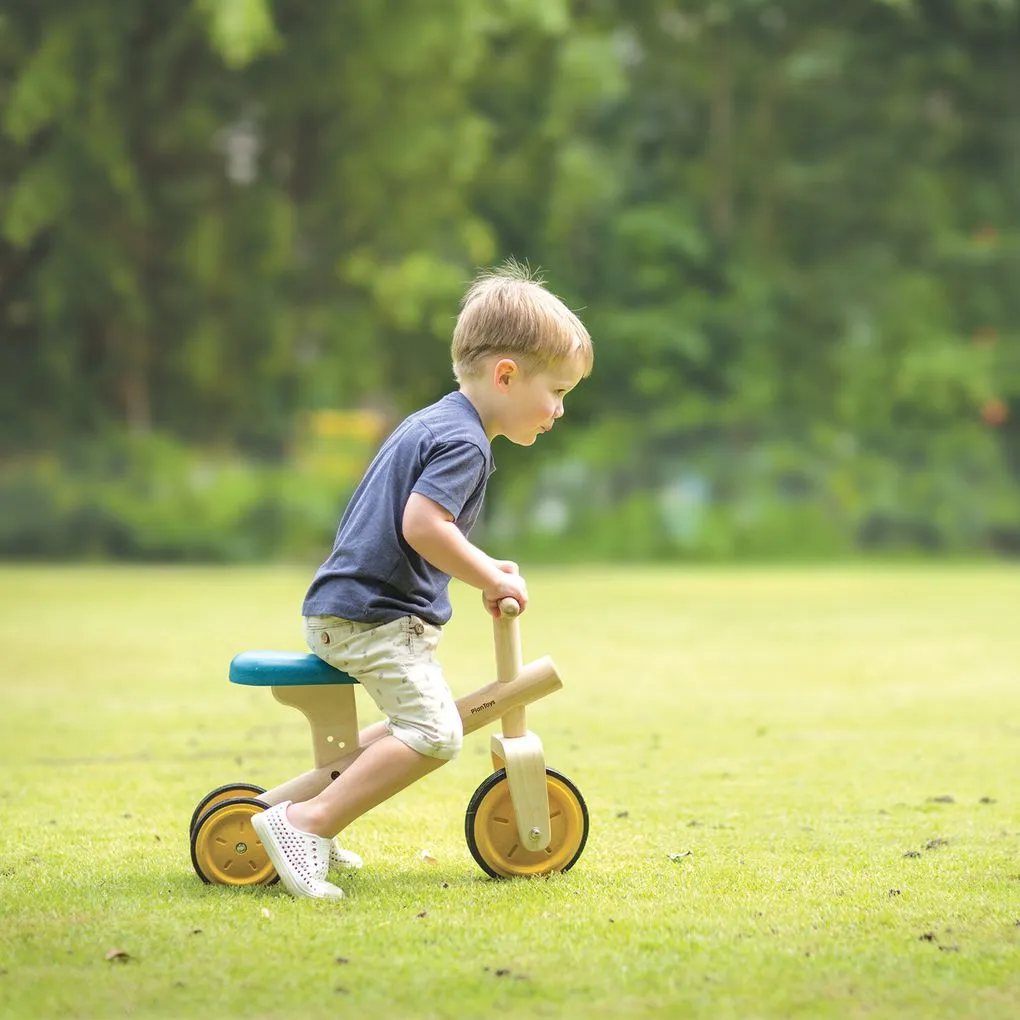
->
xmin=493 ymin=358 xmax=519 ymax=392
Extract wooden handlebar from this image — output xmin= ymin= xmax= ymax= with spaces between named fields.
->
xmin=494 ymin=597 xmax=525 ymax=737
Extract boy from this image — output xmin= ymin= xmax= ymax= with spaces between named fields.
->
xmin=252 ymin=262 xmax=592 ymax=899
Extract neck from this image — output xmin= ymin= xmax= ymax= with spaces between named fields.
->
xmin=458 ymin=382 xmax=500 ymax=441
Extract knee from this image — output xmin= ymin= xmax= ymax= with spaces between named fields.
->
xmin=429 ymin=705 xmax=463 ymax=762
xmin=392 ymin=701 xmax=463 ymax=761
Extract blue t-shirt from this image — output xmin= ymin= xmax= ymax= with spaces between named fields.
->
xmin=302 ymin=391 xmax=495 ymax=626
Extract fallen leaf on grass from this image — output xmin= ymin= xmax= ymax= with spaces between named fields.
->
xmin=415 ymin=910 xmax=428 ymax=919
xmin=260 ymin=907 xmax=273 ymax=919
xmin=924 ymin=838 xmax=949 ymax=850
xmin=668 ymin=851 xmax=692 ymax=862
xmin=105 ymin=949 xmax=130 ymax=963
xmin=419 ymin=849 xmax=437 ymax=864
xmin=927 ymin=795 xmax=955 ymax=804
xmin=489 ymin=969 xmax=530 ymax=981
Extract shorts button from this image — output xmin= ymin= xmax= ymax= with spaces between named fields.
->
xmin=412 ymin=621 xmax=425 ymax=635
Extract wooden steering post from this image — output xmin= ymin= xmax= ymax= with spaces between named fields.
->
xmin=488 ymin=597 xmax=552 ymax=851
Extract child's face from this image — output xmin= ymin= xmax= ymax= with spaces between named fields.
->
xmin=501 ymin=352 xmax=587 ymax=447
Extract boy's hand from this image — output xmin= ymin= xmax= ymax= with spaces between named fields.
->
xmin=482 ymin=560 xmax=528 ymax=618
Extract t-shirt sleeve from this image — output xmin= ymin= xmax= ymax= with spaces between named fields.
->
xmin=412 ymin=441 xmax=488 ymax=521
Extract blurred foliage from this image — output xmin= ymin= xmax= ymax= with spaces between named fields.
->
xmin=1 ymin=0 xmax=1018 ymax=560
xmin=0 ymin=431 xmax=355 ymax=561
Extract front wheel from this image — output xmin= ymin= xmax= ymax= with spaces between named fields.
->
xmin=465 ymin=768 xmax=589 ymax=879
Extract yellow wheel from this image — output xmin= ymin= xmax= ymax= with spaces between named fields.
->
xmin=191 ymin=797 xmax=278 ymax=886
xmin=189 ymin=782 xmax=265 ymax=837
xmin=465 ymin=768 xmax=589 ymax=879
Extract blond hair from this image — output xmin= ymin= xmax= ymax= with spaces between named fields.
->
xmin=451 ymin=260 xmax=593 ymax=382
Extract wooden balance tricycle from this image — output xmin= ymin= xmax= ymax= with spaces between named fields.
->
xmin=190 ymin=598 xmax=589 ymax=883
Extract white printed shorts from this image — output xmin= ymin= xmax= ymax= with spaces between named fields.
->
xmin=303 ymin=615 xmax=463 ymax=761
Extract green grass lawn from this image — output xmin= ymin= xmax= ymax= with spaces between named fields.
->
xmin=1 ymin=564 xmax=1018 ymax=1019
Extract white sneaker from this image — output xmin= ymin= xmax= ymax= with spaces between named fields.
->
xmin=251 ymin=801 xmax=344 ymax=900
xmin=329 ymin=841 xmax=363 ymax=871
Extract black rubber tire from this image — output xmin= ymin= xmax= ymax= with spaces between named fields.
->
xmin=189 ymin=782 xmax=266 ymax=837
xmin=464 ymin=767 xmax=589 ymax=879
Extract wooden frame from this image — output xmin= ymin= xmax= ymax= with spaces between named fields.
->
xmin=256 ymin=598 xmax=560 ymax=827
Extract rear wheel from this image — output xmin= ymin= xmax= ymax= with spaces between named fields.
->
xmin=191 ymin=797 xmax=278 ymax=886
xmin=189 ymin=782 xmax=266 ymax=837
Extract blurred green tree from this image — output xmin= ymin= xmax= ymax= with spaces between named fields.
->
xmin=1 ymin=0 xmax=1017 ymax=558
xmin=1 ymin=0 xmax=492 ymax=453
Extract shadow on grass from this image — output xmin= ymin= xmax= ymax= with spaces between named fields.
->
xmin=119 ymin=860 xmax=586 ymax=909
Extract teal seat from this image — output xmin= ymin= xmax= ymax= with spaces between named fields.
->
xmin=229 ymin=650 xmax=358 ymax=687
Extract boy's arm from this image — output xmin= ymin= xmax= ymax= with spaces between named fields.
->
xmin=402 ymin=493 xmax=528 ymax=616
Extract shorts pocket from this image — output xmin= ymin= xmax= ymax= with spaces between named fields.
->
xmin=406 ymin=616 xmax=440 ymax=658
xmin=304 ymin=615 xmax=363 ymax=652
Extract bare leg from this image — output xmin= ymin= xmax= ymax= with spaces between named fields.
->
xmin=357 ymin=719 xmax=390 ymax=748
xmin=286 ymin=735 xmax=445 ymax=838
